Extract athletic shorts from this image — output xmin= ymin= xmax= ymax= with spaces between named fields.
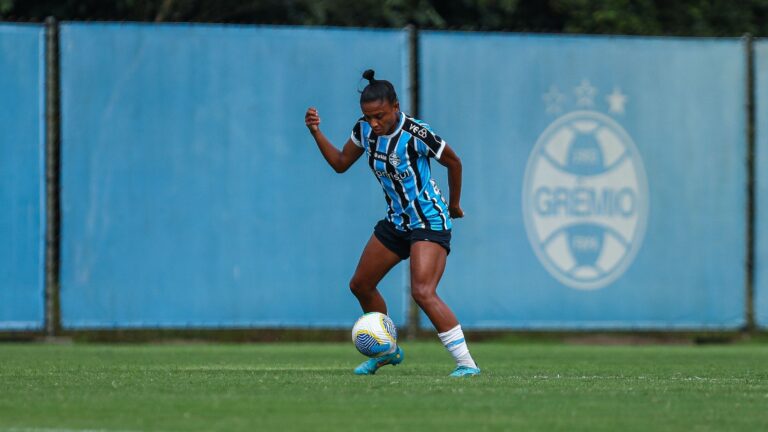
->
xmin=373 ymin=219 xmax=451 ymax=260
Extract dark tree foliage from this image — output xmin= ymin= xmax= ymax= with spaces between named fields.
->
xmin=2 ymin=0 xmax=767 ymax=36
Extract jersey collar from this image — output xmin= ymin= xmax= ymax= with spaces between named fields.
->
xmin=379 ymin=112 xmax=405 ymax=139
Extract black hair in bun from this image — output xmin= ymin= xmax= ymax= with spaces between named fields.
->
xmin=360 ymin=69 xmax=398 ymax=104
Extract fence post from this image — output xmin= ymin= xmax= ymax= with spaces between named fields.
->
xmin=44 ymin=16 xmax=61 ymax=338
xmin=745 ymin=33 xmax=756 ymax=333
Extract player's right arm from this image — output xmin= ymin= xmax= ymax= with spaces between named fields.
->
xmin=305 ymin=107 xmax=364 ymax=173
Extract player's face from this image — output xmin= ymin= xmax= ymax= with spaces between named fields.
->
xmin=361 ymin=99 xmax=400 ymax=135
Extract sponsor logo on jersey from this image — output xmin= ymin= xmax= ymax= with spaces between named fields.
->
xmin=407 ymin=123 xmax=429 ymax=139
xmin=375 ymin=170 xmax=411 ymax=181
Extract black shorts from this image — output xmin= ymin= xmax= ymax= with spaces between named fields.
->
xmin=373 ymin=219 xmax=451 ymax=260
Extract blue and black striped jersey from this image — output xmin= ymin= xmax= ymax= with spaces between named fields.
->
xmin=351 ymin=112 xmax=452 ymax=231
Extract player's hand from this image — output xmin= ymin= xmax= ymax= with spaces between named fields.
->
xmin=305 ymin=107 xmax=321 ymax=133
xmin=449 ymin=205 xmax=464 ymax=219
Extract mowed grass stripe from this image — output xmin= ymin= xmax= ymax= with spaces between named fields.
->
xmin=0 ymin=343 xmax=767 ymax=432
xmin=1 ymin=428 xmax=143 ymax=432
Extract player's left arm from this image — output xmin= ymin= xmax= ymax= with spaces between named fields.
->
xmin=436 ymin=144 xmax=464 ymax=219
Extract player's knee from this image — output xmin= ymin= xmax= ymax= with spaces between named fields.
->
xmin=411 ymin=284 xmax=436 ymax=306
xmin=349 ymin=277 xmax=372 ymax=298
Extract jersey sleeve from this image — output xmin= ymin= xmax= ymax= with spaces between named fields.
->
xmin=412 ymin=123 xmax=447 ymax=159
xmin=350 ymin=119 xmax=364 ymax=148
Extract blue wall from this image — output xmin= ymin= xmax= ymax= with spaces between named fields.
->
xmin=421 ymin=32 xmax=746 ymax=329
xmin=4 ymin=24 xmax=747 ymax=330
xmin=59 ymin=24 xmax=411 ymax=328
xmin=0 ymin=25 xmax=46 ymax=330
xmin=756 ymin=40 xmax=768 ymax=329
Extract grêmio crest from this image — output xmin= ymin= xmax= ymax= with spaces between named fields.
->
xmin=522 ymin=80 xmax=649 ymax=290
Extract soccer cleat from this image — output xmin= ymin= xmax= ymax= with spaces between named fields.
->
xmin=354 ymin=346 xmax=404 ymax=375
xmin=449 ymin=365 xmax=481 ymax=377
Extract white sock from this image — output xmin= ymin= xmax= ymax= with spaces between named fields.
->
xmin=438 ymin=324 xmax=477 ymax=369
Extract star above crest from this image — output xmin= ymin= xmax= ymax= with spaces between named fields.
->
xmin=574 ymin=79 xmax=596 ymax=107
xmin=606 ymin=87 xmax=628 ymax=114
xmin=542 ymin=85 xmax=565 ymax=114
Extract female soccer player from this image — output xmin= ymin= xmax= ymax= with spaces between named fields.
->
xmin=305 ymin=70 xmax=480 ymax=377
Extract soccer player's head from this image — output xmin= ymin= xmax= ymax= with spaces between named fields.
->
xmin=360 ymin=69 xmax=400 ymax=135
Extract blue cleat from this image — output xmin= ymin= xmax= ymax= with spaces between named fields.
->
xmin=450 ymin=365 xmax=481 ymax=377
xmin=354 ymin=346 xmax=404 ymax=375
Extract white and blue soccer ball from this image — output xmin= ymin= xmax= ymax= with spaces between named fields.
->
xmin=351 ymin=312 xmax=398 ymax=358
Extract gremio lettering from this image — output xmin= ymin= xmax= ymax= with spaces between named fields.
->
xmin=534 ymin=186 xmax=636 ymax=218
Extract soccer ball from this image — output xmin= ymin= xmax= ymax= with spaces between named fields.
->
xmin=351 ymin=312 xmax=398 ymax=358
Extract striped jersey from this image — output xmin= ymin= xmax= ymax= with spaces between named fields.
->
xmin=350 ymin=112 xmax=452 ymax=231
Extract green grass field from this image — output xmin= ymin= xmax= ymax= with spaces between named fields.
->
xmin=1 ymin=341 xmax=767 ymax=431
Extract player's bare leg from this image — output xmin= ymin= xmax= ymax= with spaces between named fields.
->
xmin=350 ymin=234 xmax=405 ymax=375
xmin=409 ymin=241 xmax=457 ymax=331
xmin=349 ymin=234 xmax=401 ymax=314
xmin=410 ymin=241 xmax=480 ymax=377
